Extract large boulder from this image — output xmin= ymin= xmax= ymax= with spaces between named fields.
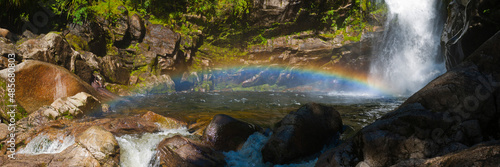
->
xmin=0 ymin=60 xmax=102 ymax=113
xmin=203 ymin=114 xmax=262 ymax=151
xmin=316 ymin=31 xmax=500 ymax=167
xmin=17 ymin=32 xmax=77 ymax=69
xmin=262 ymin=102 xmax=343 ymax=164
xmin=76 ymin=126 xmax=120 ymax=166
xmin=153 ymin=135 xmax=226 ymax=167
xmin=144 ymin=24 xmax=180 ymax=56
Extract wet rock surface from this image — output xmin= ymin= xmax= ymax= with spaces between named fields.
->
xmin=203 ymin=114 xmax=262 ymax=151
xmin=154 ymin=135 xmax=226 ymax=167
xmin=76 ymin=126 xmax=120 ymax=166
xmin=262 ymin=102 xmax=343 ymax=164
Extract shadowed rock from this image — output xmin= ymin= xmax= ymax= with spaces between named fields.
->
xmin=262 ymin=102 xmax=343 ymax=164
xmin=203 ymin=114 xmax=262 ymax=151
xmin=394 ymin=141 xmax=500 ymax=167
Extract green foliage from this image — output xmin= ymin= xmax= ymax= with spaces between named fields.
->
xmin=48 ymin=0 xmax=93 ymax=24
xmin=196 ymin=43 xmax=247 ymax=66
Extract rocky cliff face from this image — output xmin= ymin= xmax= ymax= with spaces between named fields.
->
xmin=442 ymin=0 xmax=500 ymax=69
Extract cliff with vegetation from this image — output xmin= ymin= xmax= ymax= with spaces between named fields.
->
xmin=0 ymin=0 xmax=386 ymax=94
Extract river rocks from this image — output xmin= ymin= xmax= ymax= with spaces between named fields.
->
xmin=154 ymin=135 xmax=226 ymax=167
xmin=0 ymin=60 xmax=101 ymax=113
xmin=262 ymin=102 xmax=343 ymax=164
xmin=203 ymin=114 xmax=262 ymax=151
xmin=76 ymin=126 xmax=120 ymax=166
xmin=144 ymin=24 xmax=180 ymax=56
xmin=42 ymin=92 xmax=102 ymax=119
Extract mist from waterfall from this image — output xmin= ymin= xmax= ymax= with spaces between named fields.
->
xmin=369 ymin=0 xmax=446 ymax=95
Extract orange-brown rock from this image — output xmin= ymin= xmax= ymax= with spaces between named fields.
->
xmin=141 ymin=111 xmax=187 ymax=129
xmin=0 ymin=28 xmax=14 ymax=41
xmin=154 ymin=135 xmax=226 ymax=167
xmin=0 ymin=60 xmax=104 ymax=113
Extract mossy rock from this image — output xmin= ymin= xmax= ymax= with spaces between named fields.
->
xmin=65 ymin=33 xmax=89 ymax=51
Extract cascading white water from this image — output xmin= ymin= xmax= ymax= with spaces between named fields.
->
xmin=116 ymin=128 xmax=191 ymax=167
xmin=17 ymin=133 xmax=75 ymax=154
xmin=369 ymin=0 xmax=446 ymax=95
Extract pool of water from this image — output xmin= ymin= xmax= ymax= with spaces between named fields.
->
xmin=127 ymin=91 xmax=405 ymax=136
xmin=105 ymin=91 xmax=406 ymax=167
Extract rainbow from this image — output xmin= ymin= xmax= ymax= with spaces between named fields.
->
xmin=217 ymin=65 xmax=391 ymax=95
xmin=116 ymin=64 xmax=394 ymax=98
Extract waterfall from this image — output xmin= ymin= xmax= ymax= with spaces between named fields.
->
xmin=369 ymin=0 xmax=446 ymax=95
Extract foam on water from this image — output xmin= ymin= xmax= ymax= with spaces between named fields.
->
xmin=18 ymin=133 xmax=75 ymax=154
xmin=116 ymin=128 xmax=191 ymax=167
xmin=369 ymin=0 xmax=446 ymax=95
